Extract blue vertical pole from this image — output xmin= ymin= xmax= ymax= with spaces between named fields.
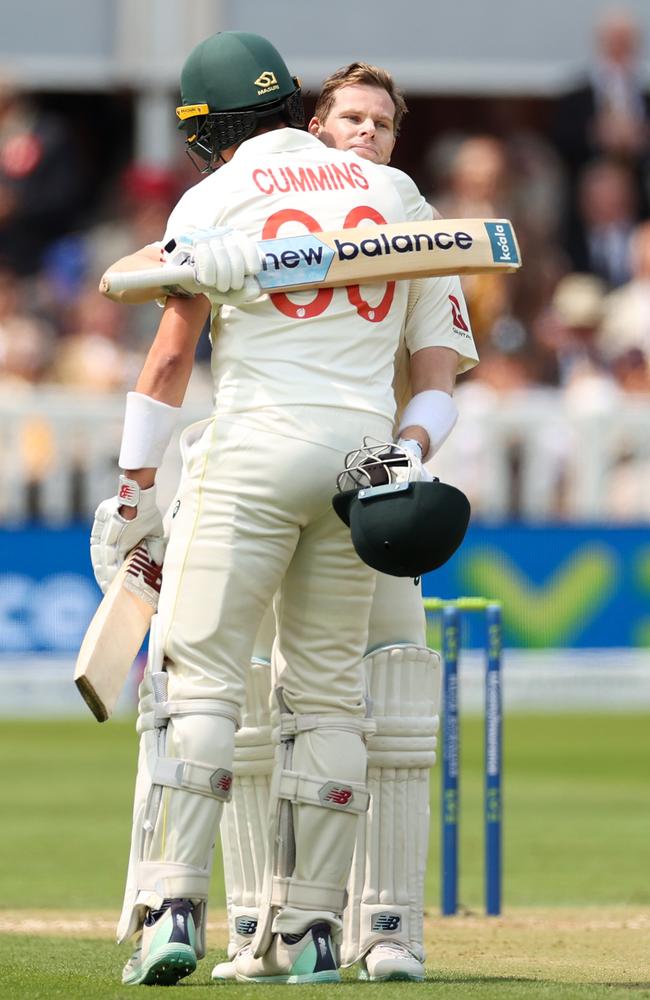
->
xmin=441 ymin=604 xmax=460 ymax=916
xmin=484 ymin=603 xmax=502 ymax=915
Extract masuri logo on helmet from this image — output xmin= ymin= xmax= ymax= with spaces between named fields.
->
xmin=254 ymin=71 xmax=279 ymax=94
xmin=175 ymin=31 xmax=304 ymax=172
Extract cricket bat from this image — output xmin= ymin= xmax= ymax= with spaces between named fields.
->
xmin=74 ymin=546 xmax=162 ymax=722
xmin=100 ymin=217 xmax=521 ymax=296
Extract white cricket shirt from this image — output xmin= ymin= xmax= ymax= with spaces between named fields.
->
xmin=163 ymin=129 xmax=432 ymax=424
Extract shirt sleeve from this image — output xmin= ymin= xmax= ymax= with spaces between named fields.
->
xmin=403 ymin=275 xmax=479 ymax=374
xmin=383 ymin=166 xmax=434 ymax=222
xmin=161 ymin=177 xmax=225 ymax=246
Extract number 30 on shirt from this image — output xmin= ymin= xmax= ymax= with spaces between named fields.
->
xmin=262 ymin=206 xmax=395 ymax=322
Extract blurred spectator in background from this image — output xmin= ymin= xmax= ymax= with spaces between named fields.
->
xmin=554 ymin=8 xmax=650 ymax=260
xmin=40 ymin=163 xmax=184 ymax=352
xmin=535 ymin=272 xmax=608 ymax=387
xmin=427 ymin=130 xmax=566 ymax=374
xmin=83 ymin=164 xmax=182 ymax=280
xmin=431 ymin=135 xmax=513 ymax=220
xmin=429 ymin=135 xmax=518 ymax=343
xmin=597 ymin=219 xmax=650 ymax=372
xmin=51 ymin=281 xmax=141 ymax=393
xmin=554 ymin=8 xmax=650 ymax=186
xmin=0 ymin=78 xmax=86 ymax=275
xmin=0 ymin=265 xmax=58 ymax=506
xmin=0 ymin=266 xmax=56 ymax=387
xmin=568 ymin=158 xmax=637 ymax=287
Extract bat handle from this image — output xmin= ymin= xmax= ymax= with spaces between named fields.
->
xmin=100 ymin=264 xmax=193 ymax=294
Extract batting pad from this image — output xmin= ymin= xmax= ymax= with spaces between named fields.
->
xmin=253 ymin=690 xmax=374 ymax=956
xmin=342 ymin=644 xmax=440 ymax=965
xmin=117 ymin=618 xmax=239 ymax=958
xmin=220 ymin=659 xmax=275 ymax=957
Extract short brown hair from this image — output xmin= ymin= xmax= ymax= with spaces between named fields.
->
xmin=314 ymin=62 xmax=408 ymax=135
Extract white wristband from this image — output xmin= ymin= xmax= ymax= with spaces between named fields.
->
xmin=398 ymin=390 xmax=458 ymax=461
xmin=118 ymin=391 xmax=180 ymax=470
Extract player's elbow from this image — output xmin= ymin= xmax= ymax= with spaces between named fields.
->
xmin=145 ymin=347 xmax=193 ymax=396
xmin=151 ymin=348 xmax=191 ymax=379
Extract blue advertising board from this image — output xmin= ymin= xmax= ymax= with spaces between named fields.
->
xmin=1 ymin=523 xmax=650 ymax=652
xmin=424 ymin=523 xmax=650 ymax=649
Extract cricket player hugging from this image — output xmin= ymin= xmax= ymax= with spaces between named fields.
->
xmin=94 ymin=35 xmax=477 ymax=987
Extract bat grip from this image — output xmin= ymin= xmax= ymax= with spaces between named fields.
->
xmin=99 ymin=264 xmax=193 ymax=294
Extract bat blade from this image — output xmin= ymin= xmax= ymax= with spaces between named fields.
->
xmin=258 ymin=217 xmax=521 ymax=289
xmin=74 ymin=546 xmax=162 ymax=722
xmin=100 ymin=217 xmax=521 ymax=295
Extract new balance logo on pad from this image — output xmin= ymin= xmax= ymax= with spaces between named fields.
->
xmin=371 ymin=913 xmax=402 ymax=932
xmin=235 ymin=916 xmax=258 ymax=936
xmin=318 ymin=782 xmax=354 ymax=808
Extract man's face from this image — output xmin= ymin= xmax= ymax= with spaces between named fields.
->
xmin=308 ymin=84 xmax=396 ymax=165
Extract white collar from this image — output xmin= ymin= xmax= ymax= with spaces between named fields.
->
xmin=231 ymin=128 xmax=321 ymax=160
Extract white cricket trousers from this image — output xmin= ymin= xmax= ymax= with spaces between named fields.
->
xmin=133 ymin=405 xmax=394 ymax=933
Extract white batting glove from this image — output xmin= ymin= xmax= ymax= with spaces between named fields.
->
xmin=90 ymin=480 xmax=166 ymax=594
xmin=164 ymin=227 xmax=262 ymax=298
xmin=337 ymin=437 xmax=433 ymax=492
xmin=209 ymin=274 xmax=263 ymax=305
xmin=395 ymin=437 xmax=434 ymax=483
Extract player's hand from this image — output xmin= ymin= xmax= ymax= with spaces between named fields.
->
xmin=337 ymin=437 xmax=434 ymax=492
xmin=394 ymin=437 xmax=434 ymax=483
xmin=165 ymin=226 xmax=263 ymax=297
xmin=90 ymin=485 xmax=166 ymax=594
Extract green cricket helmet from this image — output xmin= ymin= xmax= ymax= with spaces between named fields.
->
xmin=176 ymin=31 xmax=304 ymax=171
xmin=332 ymin=440 xmax=470 ymax=578
xmin=333 ymin=480 xmax=471 ymax=578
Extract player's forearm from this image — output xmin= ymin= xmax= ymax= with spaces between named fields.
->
xmin=100 ymin=245 xmax=166 ymax=303
xmin=399 ymin=346 xmax=460 ymax=459
xmin=117 ymin=296 xmax=210 ymax=508
xmin=135 ymin=296 xmax=210 ymax=406
xmin=409 ymin=345 xmax=459 ymax=395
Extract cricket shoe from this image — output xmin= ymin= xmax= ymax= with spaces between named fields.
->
xmin=359 ymin=941 xmax=425 ymax=982
xmin=210 ymin=956 xmax=236 ymax=981
xmin=233 ymin=922 xmax=340 ymax=984
xmin=121 ymin=898 xmax=197 ymax=986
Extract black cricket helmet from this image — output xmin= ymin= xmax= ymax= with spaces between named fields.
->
xmin=176 ymin=31 xmax=304 ymax=171
xmin=332 ymin=440 xmax=470 ymax=578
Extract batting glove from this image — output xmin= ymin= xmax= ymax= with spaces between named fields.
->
xmin=165 ymin=227 xmax=263 ymax=299
xmin=90 ymin=481 xmax=166 ymax=594
xmin=337 ymin=437 xmax=433 ymax=492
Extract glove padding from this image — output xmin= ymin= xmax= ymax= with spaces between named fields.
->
xmin=336 ymin=437 xmax=433 ymax=493
xmin=90 ymin=485 xmax=166 ymax=594
xmin=165 ymin=226 xmax=262 ymax=300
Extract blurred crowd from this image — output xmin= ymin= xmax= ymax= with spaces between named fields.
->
xmin=3 ymin=7 xmax=650 ymax=518
xmin=424 ymin=8 xmax=650 ymax=409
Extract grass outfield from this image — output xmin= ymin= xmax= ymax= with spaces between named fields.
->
xmin=3 ymin=909 xmax=649 ymax=998
xmin=1 ymin=714 xmax=648 ymax=997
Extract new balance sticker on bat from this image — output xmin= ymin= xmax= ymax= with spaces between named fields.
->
xmin=259 ymin=234 xmax=334 ymax=289
xmin=335 ymin=229 xmax=473 ymax=260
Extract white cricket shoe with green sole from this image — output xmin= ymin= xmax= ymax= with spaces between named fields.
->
xmin=233 ymin=922 xmax=340 ymax=984
xmin=121 ymin=899 xmax=197 ymax=986
xmin=359 ymin=941 xmax=425 ymax=981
